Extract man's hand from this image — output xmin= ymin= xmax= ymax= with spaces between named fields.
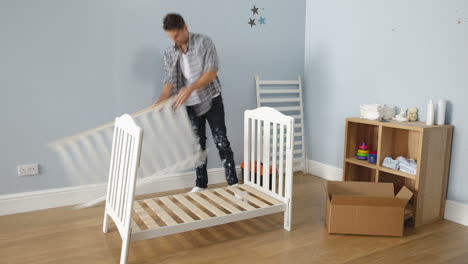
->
xmin=152 ymin=94 xmax=170 ymax=107
xmin=171 ymin=71 xmax=217 ymax=108
xmin=152 ymin=83 xmax=173 ymax=107
xmin=173 ymin=86 xmax=194 ymax=108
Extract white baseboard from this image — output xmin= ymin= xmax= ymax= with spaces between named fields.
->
xmin=306 ymin=159 xmax=343 ymax=181
xmin=0 ymin=167 xmax=240 ymax=216
xmin=305 ymin=159 xmax=468 ymax=227
xmin=4 ymin=158 xmax=467 ymax=228
xmin=444 ymin=200 xmax=468 ymax=227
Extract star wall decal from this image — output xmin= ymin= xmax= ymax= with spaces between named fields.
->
xmin=248 ymin=18 xmax=256 ymax=27
xmin=258 ymin=16 xmax=266 ymax=25
xmin=251 ymin=5 xmax=259 ymax=15
xmin=247 ymin=4 xmax=267 ymax=29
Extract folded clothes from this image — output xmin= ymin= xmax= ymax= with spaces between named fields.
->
xmin=382 ymin=156 xmax=417 ymax=174
xmin=360 ymin=104 xmax=396 ymax=120
xmin=382 ymin=157 xmax=400 ymax=170
xmin=396 ymin=156 xmax=417 ymax=168
xmin=399 ymin=163 xmax=417 ymax=175
xmin=397 ymin=156 xmax=417 ymax=175
xmin=383 ymin=105 xmax=396 ymax=120
xmin=360 ymin=104 xmax=384 ymax=109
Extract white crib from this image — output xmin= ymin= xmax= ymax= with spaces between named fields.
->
xmin=103 ymin=107 xmax=294 ymax=264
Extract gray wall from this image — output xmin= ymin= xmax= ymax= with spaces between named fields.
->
xmin=0 ymin=0 xmax=306 ymax=195
xmin=304 ymin=0 xmax=468 ymax=204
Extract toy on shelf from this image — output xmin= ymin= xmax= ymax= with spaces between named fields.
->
xmin=356 ymin=142 xmax=369 ymax=160
xmin=393 ymin=108 xmax=409 ymax=122
xmin=408 ymin=107 xmax=419 ymax=122
xmin=368 ymin=151 xmax=378 ymax=164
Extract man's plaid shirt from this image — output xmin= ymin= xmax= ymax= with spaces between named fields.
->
xmin=163 ymin=32 xmax=221 ymax=116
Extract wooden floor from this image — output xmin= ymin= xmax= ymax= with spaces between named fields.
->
xmin=1 ymin=173 xmax=468 ymax=264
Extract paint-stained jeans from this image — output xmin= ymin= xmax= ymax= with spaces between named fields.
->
xmin=186 ymin=94 xmax=238 ymax=188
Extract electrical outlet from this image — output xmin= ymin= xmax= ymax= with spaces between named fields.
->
xmin=17 ymin=164 xmax=40 ymax=176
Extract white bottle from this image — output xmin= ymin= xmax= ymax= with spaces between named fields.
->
xmin=437 ymin=99 xmax=447 ymax=125
xmin=426 ymin=99 xmax=435 ymax=126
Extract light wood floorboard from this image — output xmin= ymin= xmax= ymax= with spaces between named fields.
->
xmin=1 ymin=173 xmax=467 ymax=264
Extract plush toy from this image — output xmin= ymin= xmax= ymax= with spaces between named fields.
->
xmin=393 ymin=108 xmax=408 ymax=122
xmin=408 ymin=107 xmax=419 ymax=122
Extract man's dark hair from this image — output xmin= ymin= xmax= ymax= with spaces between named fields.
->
xmin=163 ymin=13 xmax=185 ymax=31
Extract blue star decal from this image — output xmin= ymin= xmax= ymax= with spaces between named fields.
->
xmin=259 ymin=16 xmax=266 ymax=25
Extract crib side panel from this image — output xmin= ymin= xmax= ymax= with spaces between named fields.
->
xmin=104 ymin=114 xmax=143 ymax=239
xmin=243 ymin=107 xmax=294 ymax=203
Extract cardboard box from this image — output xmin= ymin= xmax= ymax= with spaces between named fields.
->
xmin=324 ymin=181 xmax=413 ymax=237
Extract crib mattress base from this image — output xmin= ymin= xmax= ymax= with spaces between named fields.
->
xmin=129 ymin=184 xmax=285 ymax=241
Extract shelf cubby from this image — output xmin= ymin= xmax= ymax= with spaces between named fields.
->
xmin=378 ymin=170 xmax=416 ymax=223
xmin=345 ymin=157 xmax=376 ymax=170
xmin=344 ymin=162 xmax=376 ymax=182
xmin=378 ymin=167 xmax=416 ymax=180
xmin=379 ymin=126 xmax=421 ymax=171
xmin=345 ymin=122 xmax=379 ymax=160
xmin=342 ymin=118 xmax=453 ymax=227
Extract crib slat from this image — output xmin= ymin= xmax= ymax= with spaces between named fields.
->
xmin=104 ymin=128 xmax=117 ymax=210
xmin=93 ymin=131 xmax=112 ymax=170
xmin=122 ymin=136 xmax=135 ymax=224
xmin=285 ymin=119 xmax=294 ymax=202
xmin=131 ymin=220 xmax=141 ymax=232
xmin=271 ymin=123 xmax=278 ymax=194
xmin=214 ymin=188 xmax=256 ymax=211
xmin=244 ymin=117 xmax=251 ymax=183
xmin=278 ymin=125 xmax=285 ymax=197
xmin=133 ymin=201 xmax=159 ymax=229
xmin=240 ymin=185 xmax=283 ymax=205
xmin=162 ymin=107 xmax=193 ymax=159
xmin=203 ymin=191 xmax=242 ymax=213
xmin=256 ymin=120 xmax=262 ymax=184
xmin=120 ymin=133 xmax=132 ymax=220
xmin=54 ymin=146 xmax=81 ymax=188
xmin=187 ymin=193 xmax=226 ymax=217
xmin=228 ymin=187 xmax=269 ymax=208
xmin=138 ymin=114 xmax=159 ymax=175
xmin=159 ymin=109 xmax=182 ymax=165
xmin=173 ymin=195 xmax=210 ymax=220
xmin=262 ymin=121 xmax=271 ymax=191
xmin=116 ymin=131 xmax=128 ymax=219
xmin=250 ymin=118 xmax=255 ymax=183
xmin=80 ymin=136 xmax=105 ymax=180
xmin=109 ymin=128 xmax=122 ymax=209
xmin=68 ymin=141 xmax=91 ymax=186
xmin=159 ymin=197 xmax=194 ymax=223
xmin=149 ymin=111 xmax=172 ymax=169
xmin=144 ymin=199 xmax=178 ymax=226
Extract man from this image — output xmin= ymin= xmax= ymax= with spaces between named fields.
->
xmin=154 ymin=13 xmax=238 ymax=192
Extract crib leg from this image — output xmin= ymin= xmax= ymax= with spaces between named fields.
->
xmin=283 ymin=199 xmax=292 ymax=231
xmin=120 ymin=237 xmax=130 ymax=264
xmin=103 ymin=211 xmax=109 ymax=233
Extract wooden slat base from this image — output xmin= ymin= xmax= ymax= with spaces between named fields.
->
xmin=131 ymin=184 xmax=284 ymax=232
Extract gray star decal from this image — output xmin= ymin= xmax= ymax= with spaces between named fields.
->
xmin=251 ymin=5 xmax=259 ymax=15
xmin=248 ymin=18 xmax=256 ymax=27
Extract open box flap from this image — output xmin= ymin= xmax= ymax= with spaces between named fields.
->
xmin=326 ymin=181 xmax=394 ymax=197
xmin=331 ymin=194 xmax=408 ymax=207
xmin=396 ymin=186 xmax=413 ymax=201
xmin=323 ymin=181 xmax=331 ymax=201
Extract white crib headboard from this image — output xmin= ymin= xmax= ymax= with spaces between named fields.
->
xmin=104 ymin=114 xmax=143 ymax=239
xmin=243 ymin=107 xmax=294 ymax=203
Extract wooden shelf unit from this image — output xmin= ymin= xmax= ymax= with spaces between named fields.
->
xmin=342 ymin=118 xmax=453 ymax=227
